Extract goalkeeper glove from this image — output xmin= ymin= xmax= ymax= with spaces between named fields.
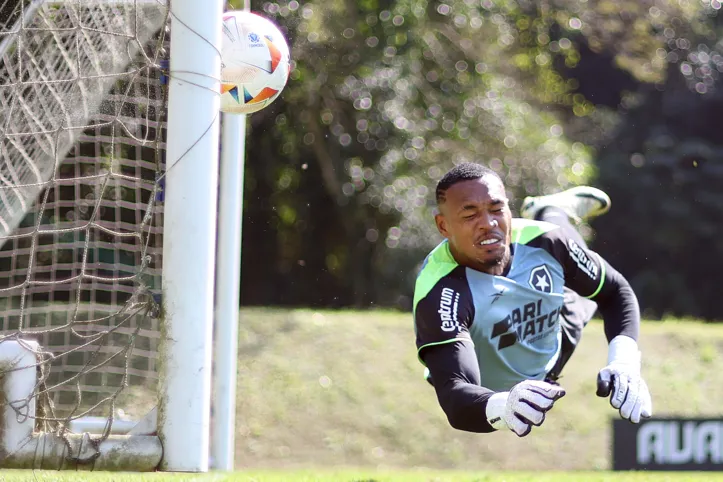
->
xmin=485 ymin=380 xmax=566 ymax=437
xmin=596 ymin=335 xmax=653 ymax=423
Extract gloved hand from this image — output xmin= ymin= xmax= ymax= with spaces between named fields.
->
xmin=596 ymin=335 xmax=653 ymax=423
xmin=485 ymin=379 xmax=566 ymax=437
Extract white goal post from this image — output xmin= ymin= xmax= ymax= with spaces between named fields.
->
xmin=158 ymin=0 xmax=224 ymax=471
xmin=0 ymin=0 xmax=228 ymax=472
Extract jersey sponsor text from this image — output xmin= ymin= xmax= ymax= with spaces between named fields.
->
xmin=567 ymin=239 xmax=599 ymax=280
xmin=490 ymin=298 xmax=561 ymax=350
xmin=438 ymin=287 xmax=461 ymax=333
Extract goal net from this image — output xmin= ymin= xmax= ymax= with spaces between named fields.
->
xmin=0 ymin=0 xmax=171 ymax=466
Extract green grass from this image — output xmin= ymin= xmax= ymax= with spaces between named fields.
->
xmin=3 ymin=470 xmax=723 ymax=482
xmin=232 ymin=309 xmax=723 ymax=472
xmin=7 ymin=309 xmax=723 ymax=479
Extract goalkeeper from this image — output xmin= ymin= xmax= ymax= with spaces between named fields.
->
xmin=414 ymin=162 xmax=652 ymax=436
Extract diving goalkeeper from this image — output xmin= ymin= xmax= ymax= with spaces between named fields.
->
xmin=414 ymin=162 xmax=652 ymax=436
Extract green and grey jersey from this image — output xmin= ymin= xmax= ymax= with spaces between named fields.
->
xmin=413 ymin=218 xmax=606 ymax=392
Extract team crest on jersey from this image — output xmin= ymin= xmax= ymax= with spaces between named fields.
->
xmin=528 ymin=265 xmax=553 ymax=293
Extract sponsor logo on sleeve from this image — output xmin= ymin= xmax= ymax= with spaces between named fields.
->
xmin=438 ymin=287 xmax=461 ymax=333
xmin=567 ymin=239 xmax=599 ymax=280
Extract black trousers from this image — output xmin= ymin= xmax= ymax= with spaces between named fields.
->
xmin=536 ymin=207 xmax=598 ymax=382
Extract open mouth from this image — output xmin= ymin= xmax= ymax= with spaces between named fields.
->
xmin=478 ymin=237 xmax=502 ymax=247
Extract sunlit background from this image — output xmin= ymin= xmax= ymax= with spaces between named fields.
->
xmin=230 ymin=0 xmax=723 ymax=320
xmin=0 ymin=0 xmax=719 ymax=477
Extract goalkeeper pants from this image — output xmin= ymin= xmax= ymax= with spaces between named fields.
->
xmin=535 ymin=206 xmax=598 ymax=382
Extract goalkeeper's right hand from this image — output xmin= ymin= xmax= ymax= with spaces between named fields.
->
xmin=485 ymin=380 xmax=566 ymax=437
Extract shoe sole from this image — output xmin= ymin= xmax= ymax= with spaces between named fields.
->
xmin=522 ymin=186 xmax=611 ymax=221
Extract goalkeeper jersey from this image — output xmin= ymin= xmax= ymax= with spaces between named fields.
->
xmin=413 ymin=218 xmax=606 ymax=392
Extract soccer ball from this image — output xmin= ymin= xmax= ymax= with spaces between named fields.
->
xmin=219 ymin=11 xmax=291 ymax=115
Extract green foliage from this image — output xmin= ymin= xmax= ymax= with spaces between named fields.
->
xmin=231 ymin=0 xmax=596 ymax=307
xmin=594 ymin=90 xmax=723 ymax=319
xmin=590 ymin=3 xmax=723 ymax=319
xmin=228 ymin=0 xmax=722 ymax=315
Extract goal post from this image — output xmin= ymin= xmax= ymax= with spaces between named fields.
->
xmin=0 ymin=0 xmax=228 ymax=472
xmin=210 ymin=0 xmax=251 ymax=470
xmin=158 ymin=0 xmax=224 ymax=472
xmin=211 ymin=109 xmax=245 ymax=472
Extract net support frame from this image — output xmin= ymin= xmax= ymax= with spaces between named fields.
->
xmin=211 ymin=112 xmax=246 ymax=471
xmin=210 ymin=0 xmax=250 ymax=471
xmin=0 ymin=340 xmax=162 ymax=471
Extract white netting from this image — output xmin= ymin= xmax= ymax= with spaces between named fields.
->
xmin=0 ymin=0 xmax=170 ymax=445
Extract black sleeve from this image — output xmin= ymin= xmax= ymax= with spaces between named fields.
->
xmin=532 ymin=230 xmax=640 ymax=342
xmin=415 ymin=266 xmax=475 ymax=355
xmin=591 ymin=259 xmax=640 ymax=342
xmin=414 ymin=268 xmax=496 ymax=433
xmin=423 ymin=341 xmax=496 ymax=433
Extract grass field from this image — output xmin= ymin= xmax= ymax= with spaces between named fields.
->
xmin=6 ymin=309 xmax=723 ymax=480
xmin=4 ymin=470 xmax=723 ymax=481
xmin=232 ymin=309 xmax=723 ymax=471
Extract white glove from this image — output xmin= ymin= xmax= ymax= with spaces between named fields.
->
xmin=596 ymin=335 xmax=653 ymax=423
xmin=485 ymin=380 xmax=566 ymax=437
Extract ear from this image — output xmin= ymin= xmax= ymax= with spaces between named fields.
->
xmin=435 ymin=212 xmax=449 ymax=238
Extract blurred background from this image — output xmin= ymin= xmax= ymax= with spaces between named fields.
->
xmin=227 ymin=0 xmax=723 ymax=320
xmin=0 ymin=0 xmax=720 ymax=475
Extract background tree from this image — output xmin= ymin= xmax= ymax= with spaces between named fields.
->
xmin=228 ymin=0 xmax=723 ymax=319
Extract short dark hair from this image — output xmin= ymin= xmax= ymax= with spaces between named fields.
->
xmin=435 ymin=162 xmax=502 ymax=204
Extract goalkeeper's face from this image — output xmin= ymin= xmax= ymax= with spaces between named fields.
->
xmin=435 ymin=175 xmax=512 ymax=276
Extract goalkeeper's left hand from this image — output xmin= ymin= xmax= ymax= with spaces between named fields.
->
xmin=596 ymin=335 xmax=653 ymax=423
